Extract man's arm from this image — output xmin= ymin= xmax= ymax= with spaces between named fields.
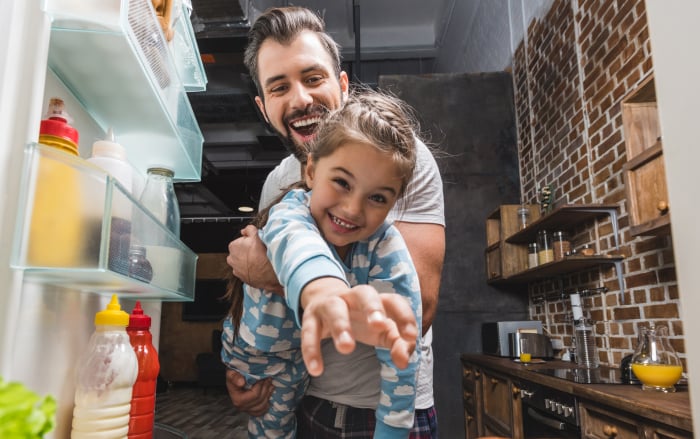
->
xmin=393 ymin=221 xmax=445 ymax=334
xmin=227 ymin=225 xmax=283 ymax=294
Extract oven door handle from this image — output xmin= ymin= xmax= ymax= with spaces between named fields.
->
xmin=527 ymin=407 xmax=567 ymax=431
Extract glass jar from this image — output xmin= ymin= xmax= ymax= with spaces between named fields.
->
xmin=517 ymin=205 xmax=530 ymax=230
xmin=630 ymin=323 xmax=683 ymax=392
xmin=139 ymin=167 xmax=180 ymax=237
xmin=552 ymin=231 xmax=571 ymax=261
xmin=537 ymin=230 xmax=553 ymax=264
xmin=527 ymin=242 xmax=539 ymax=269
xmin=128 ymin=245 xmax=153 ymax=283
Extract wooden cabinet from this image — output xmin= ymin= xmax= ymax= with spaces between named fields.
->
xmin=462 ymin=364 xmax=482 ymax=438
xmin=462 ymin=361 xmax=523 ymax=439
xmin=580 ymin=401 xmax=693 ymax=439
xmin=485 ymin=204 xmax=540 ymax=281
xmin=621 ymin=74 xmax=671 ymax=237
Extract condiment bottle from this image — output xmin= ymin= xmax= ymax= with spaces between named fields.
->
xmin=127 ymin=301 xmax=160 ymax=438
xmin=552 ymin=231 xmax=571 ymax=261
xmin=537 ymin=230 xmax=554 ymax=264
xmin=71 ymin=294 xmax=138 ymax=438
xmin=88 ymin=128 xmax=135 ymax=276
xmin=29 ymin=97 xmax=85 ymax=267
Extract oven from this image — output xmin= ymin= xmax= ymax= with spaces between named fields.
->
xmin=518 ymin=381 xmax=581 ymax=438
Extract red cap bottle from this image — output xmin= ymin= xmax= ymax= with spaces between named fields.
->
xmin=127 ymin=302 xmax=160 ymax=439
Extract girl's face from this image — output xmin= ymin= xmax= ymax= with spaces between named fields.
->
xmin=305 ymin=142 xmax=404 ymax=259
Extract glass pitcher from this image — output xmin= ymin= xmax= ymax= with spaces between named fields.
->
xmin=630 ymin=322 xmax=683 ymax=392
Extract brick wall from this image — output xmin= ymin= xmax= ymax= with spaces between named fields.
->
xmin=512 ymin=0 xmax=683 ymax=367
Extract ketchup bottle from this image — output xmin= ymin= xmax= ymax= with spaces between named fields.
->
xmin=127 ymin=302 xmax=160 ymax=438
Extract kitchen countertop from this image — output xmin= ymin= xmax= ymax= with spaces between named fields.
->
xmin=461 ymin=353 xmax=692 ymax=432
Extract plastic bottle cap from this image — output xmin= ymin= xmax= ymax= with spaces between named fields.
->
xmin=128 ymin=301 xmax=152 ymax=330
xmin=95 ymin=294 xmax=130 ymax=326
xmin=91 ymin=127 xmax=127 ymax=160
xmin=39 ymin=98 xmax=78 ymax=155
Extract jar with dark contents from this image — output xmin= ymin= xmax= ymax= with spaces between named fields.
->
xmin=128 ymin=245 xmax=153 ymax=283
xmin=552 ymin=231 xmax=571 ymax=261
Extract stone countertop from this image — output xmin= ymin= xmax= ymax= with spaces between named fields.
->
xmin=461 ymin=353 xmax=692 ymax=432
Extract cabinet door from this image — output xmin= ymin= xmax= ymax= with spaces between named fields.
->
xmin=462 ymin=364 xmax=482 ymax=438
xmin=580 ymin=401 xmax=640 ymax=439
xmin=481 ymin=369 xmax=520 ymax=438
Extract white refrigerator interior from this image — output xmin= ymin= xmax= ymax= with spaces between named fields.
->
xmin=0 ymin=2 xmax=202 ymax=437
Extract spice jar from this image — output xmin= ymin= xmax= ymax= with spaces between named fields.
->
xmin=537 ymin=230 xmax=554 ymax=264
xmin=528 ymin=242 xmax=539 ymax=269
xmin=552 ymin=231 xmax=571 ymax=261
xmin=517 ymin=205 xmax=530 ymax=231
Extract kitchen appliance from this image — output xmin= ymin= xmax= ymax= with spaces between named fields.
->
xmin=519 ymin=380 xmax=580 ymax=438
xmin=482 ymin=320 xmax=543 ymax=357
xmin=0 ymin=2 xmax=203 ymax=437
xmin=509 ymin=332 xmax=553 ymax=359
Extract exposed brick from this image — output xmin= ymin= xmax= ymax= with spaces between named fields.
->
xmin=658 ymin=267 xmax=677 ymax=283
xmin=649 ymin=286 xmax=665 ymax=302
xmin=625 ymin=271 xmax=657 ymax=288
xmin=609 ymin=336 xmax=631 ymax=350
xmin=644 ymin=303 xmax=679 ymax=319
xmin=614 ymin=306 xmax=641 ymax=320
xmin=642 ymin=254 xmax=659 ymax=270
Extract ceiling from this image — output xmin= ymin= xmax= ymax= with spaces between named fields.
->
xmin=177 ymin=0 xmax=454 ymax=219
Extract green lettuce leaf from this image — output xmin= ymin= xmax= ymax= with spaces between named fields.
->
xmin=0 ymin=377 xmax=56 ymax=438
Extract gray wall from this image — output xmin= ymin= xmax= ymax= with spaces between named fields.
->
xmin=379 ymin=72 xmax=529 ymax=438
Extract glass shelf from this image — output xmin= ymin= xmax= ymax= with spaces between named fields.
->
xmin=43 ymin=0 xmax=203 ymax=182
xmin=169 ymin=4 xmax=207 ymax=92
xmin=11 ymin=144 xmax=198 ymax=301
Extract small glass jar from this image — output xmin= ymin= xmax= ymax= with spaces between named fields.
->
xmin=128 ymin=245 xmax=153 ymax=283
xmin=517 ymin=205 xmax=530 ymax=230
xmin=528 ymin=242 xmax=539 ymax=269
xmin=552 ymin=231 xmax=571 ymax=261
xmin=537 ymin=230 xmax=553 ymax=264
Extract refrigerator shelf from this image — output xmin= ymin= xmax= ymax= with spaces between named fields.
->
xmin=43 ymin=0 xmax=204 ymax=182
xmin=11 ymin=143 xmax=198 ymax=301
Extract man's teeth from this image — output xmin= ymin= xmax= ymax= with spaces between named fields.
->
xmin=332 ymin=215 xmax=357 ymax=229
xmin=292 ymin=117 xmax=321 ymax=128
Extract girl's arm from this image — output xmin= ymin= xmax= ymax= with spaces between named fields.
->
xmin=365 ymin=227 xmax=423 ymax=438
xmin=261 ymin=190 xmax=418 ymax=375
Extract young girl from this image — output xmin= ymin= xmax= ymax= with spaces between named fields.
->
xmin=221 ymin=89 xmax=423 ymax=438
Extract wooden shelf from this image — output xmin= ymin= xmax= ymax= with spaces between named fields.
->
xmin=506 ymin=204 xmax=619 ymax=244
xmin=488 ymin=254 xmax=624 ymax=284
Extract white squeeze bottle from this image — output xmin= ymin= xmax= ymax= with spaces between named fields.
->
xmin=71 ymin=295 xmax=138 ymax=439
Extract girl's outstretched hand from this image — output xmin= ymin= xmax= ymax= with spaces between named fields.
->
xmin=299 ymin=281 xmax=418 ymax=376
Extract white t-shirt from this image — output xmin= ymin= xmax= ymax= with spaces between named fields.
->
xmin=260 ymin=138 xmax=444 ymax=409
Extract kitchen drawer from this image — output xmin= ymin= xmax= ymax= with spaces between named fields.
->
xmin=642 ymin=423 xmax=693 ymax=439
xmin=580 ymin=401 xmax=639 ymax=439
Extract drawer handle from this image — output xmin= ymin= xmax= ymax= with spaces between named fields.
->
xmin=512 ymin=385 xmax=520 ymax=395
xmin=603 ymin=425 xmax=618 ymax=437
xmin=465 ymin=370 xmax=471 ymax=377
xmin=490 ymin=378 xmax=499 ymax=385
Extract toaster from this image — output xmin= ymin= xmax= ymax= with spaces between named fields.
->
xmin=482 ymin=320 xmax=543 ymax=357
xmin=509 ymin=332 xmax=553 ymax=358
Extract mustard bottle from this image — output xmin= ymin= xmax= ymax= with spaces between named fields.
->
xmin=28 ymin=97 xmax=84 ymax=267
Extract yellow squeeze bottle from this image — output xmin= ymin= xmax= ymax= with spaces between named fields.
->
xmin=28 ymin=97 xmax=84 ymax=267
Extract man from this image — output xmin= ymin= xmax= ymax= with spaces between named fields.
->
xmin=225 ymin=6 xmax=445 ymax=437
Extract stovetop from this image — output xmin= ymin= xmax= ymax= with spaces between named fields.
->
xmin=533 ymin=366 xmax=632 ymax=384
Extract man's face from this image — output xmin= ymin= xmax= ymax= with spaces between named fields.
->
xmin=254 ymin=30 xmax=349 ymax=159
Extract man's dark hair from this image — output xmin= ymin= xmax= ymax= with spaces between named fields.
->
xmin=244 ymin=6 xmax=342 ymax=96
